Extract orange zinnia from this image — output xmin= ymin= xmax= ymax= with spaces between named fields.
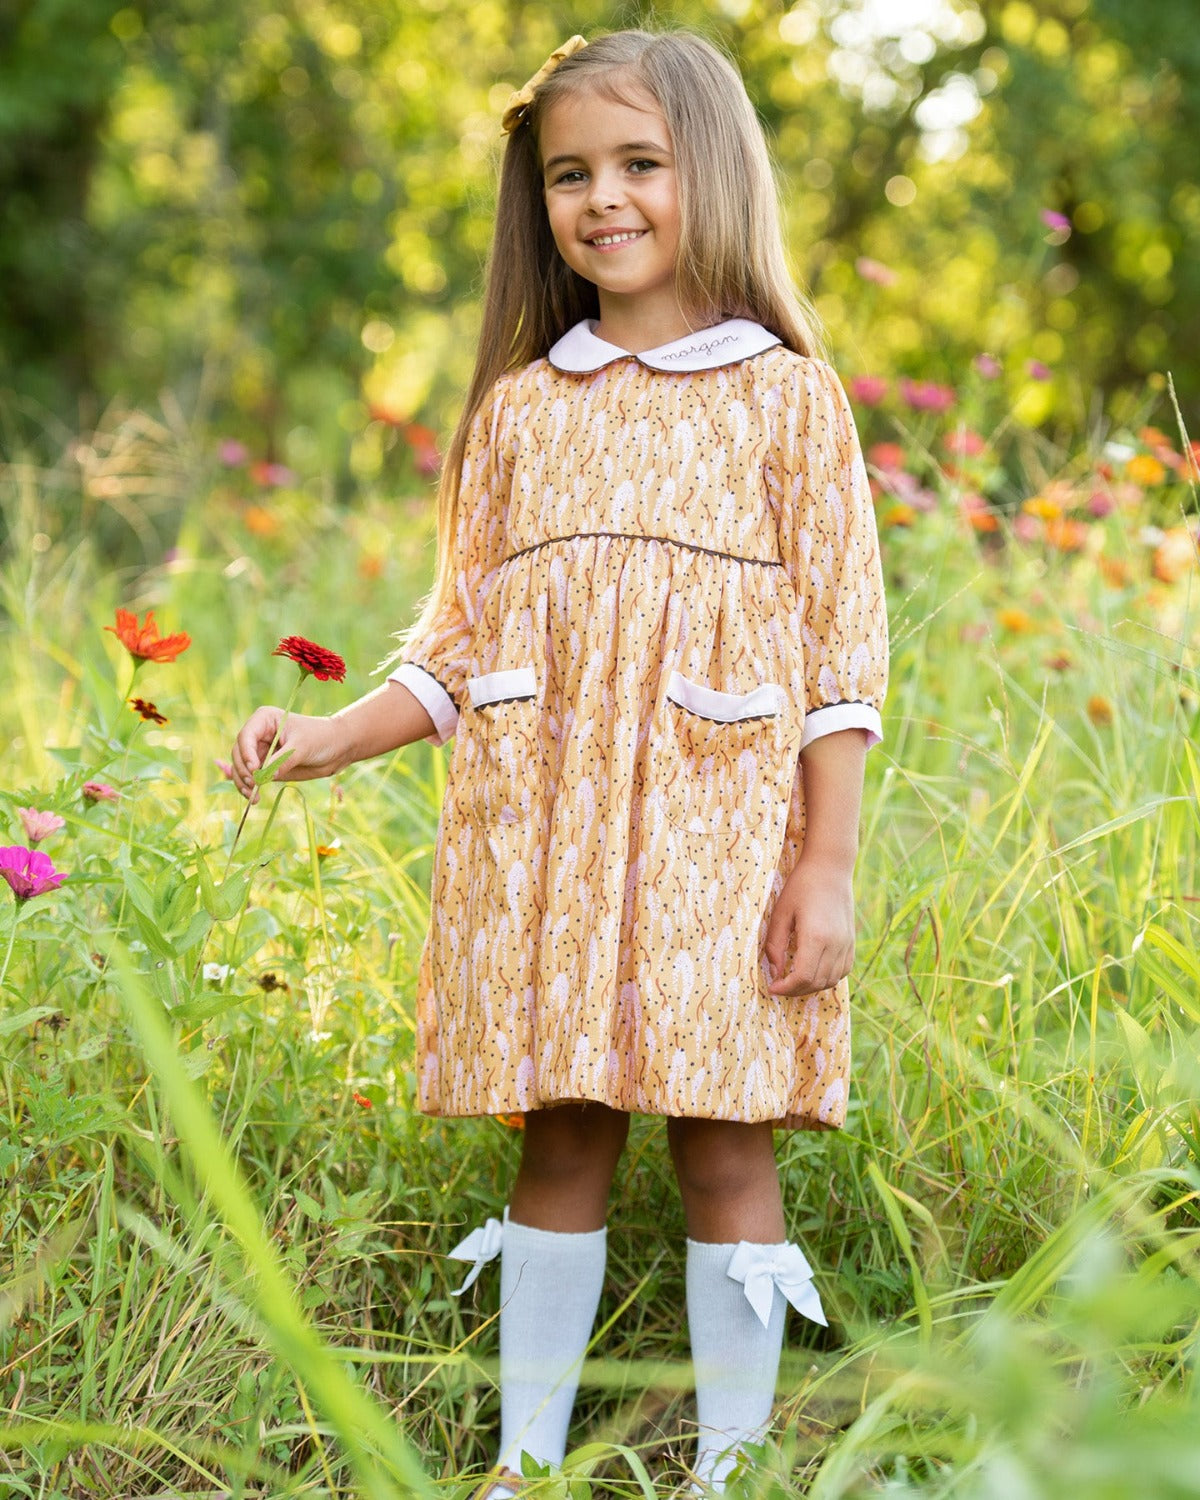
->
xmin=107 ymin=608 xmax=191 ymax=663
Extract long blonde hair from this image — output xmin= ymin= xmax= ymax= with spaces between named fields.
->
xmin=393 ymin=27 xmax=826 ymax=660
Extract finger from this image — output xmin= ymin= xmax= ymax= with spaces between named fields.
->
xmin=763 ymin=914 xmax=797 ymax=975
xmin=768 ymin=935 xmax=830 ymax=996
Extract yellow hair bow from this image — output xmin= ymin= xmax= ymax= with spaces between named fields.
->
xmin=500 ymin=35 xmax=588 ymax=134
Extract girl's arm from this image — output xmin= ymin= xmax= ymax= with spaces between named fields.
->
xmin=230 ymin=681 xmax=436 ymax=802
xmin=764 ymin=727 xmax=868 ymax=997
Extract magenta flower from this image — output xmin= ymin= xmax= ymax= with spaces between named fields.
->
xmin=1027 ymin=360 xmax=1053 ymax=381
xmin=1087 ymin=491 xmax=1116 ymax=518
xmin=974 ymin=353 xmax=1002 ymax=379
xmin=82 ymin=781 xmax=120 ymax=803
xmin=18 ymin=808 xmax=65 ymax=845
xmin=0 ymin=845 xmax=66 ymax=902
xmin=848 ymin=375 xmax=889 ymax=407
xmin=1040 ymin=209 xmax=1071 ymax=235
xmin=855 ymin=256 xmax=898 ymax=287
xmin=219 ymin=439 xmax=250 ymax=467
xmin=899 ymin=378 xmax=957 ymax=414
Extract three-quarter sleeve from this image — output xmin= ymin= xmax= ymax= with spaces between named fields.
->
xmin=387 ymin=380 xmax=514 ymax=746
xmin=770 ymin=358 xmax=889 ymax=751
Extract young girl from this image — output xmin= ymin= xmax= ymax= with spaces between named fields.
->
xmin=232 ymin=28 xmax=887 ymax=1494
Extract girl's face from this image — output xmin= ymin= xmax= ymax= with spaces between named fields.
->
xmin=540 ymin=83 xmax=683 ymax=336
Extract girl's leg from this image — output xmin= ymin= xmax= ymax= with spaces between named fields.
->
xmin=494 ymin=1102 xmax=629 ymax=1482
xmin=668 ymin=1118 xmax=795 ymax=1491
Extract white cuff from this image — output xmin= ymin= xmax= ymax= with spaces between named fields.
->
xmin=447 ymin=1212 xmax=504 ymax=1295
xmin=387 ymin=662 xmax=458 ymax=746
xmin=800 ymin=701 xmax=883 ymax=751
xmin=725 ymin=1240 xmax=828 ymax=1328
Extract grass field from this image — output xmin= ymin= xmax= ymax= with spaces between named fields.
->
xmin=2 ymin=385 xmax=1199 ymax=1498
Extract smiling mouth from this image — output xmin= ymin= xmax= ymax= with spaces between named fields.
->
xmin=586 ymin=230 xmax=647 ymax=247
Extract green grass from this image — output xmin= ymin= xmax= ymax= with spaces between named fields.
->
xmin=1 ymin=391 xmax=1199 ymax=1498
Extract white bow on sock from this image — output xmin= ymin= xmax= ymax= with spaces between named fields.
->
xmin=446 ymin=1208 xmax=607 ymax=1481
xmin=686 ymin=1237 xmax=826 ymax=1492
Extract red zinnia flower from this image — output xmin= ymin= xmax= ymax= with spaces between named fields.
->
xmin=0 ymin=845 xmax=66 ymax=901
xmin=273 ymin=636 xmax=347 ymax=683
xmin=130 ymin=697 xmax=168 ymax=724
xmin=352 ymin=1092 xmax=373 ymax=1110
xmin=106 ymin=608 xmax=191 ymax=663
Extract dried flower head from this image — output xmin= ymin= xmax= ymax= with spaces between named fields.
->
xmin=106 ymin=608 xmax=191 ymax=663
xmin=272 ymin=636 xmax=347 ymax=683
xmin=129 ymin=697 xmax=168 ymax=724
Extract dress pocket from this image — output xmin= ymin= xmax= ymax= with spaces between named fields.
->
xmin=460 ymin=666 xmax=539 ymax=826
xmin=661 ymin=670 xmax=797 ymax=838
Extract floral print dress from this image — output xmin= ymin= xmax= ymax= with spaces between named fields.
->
xmin=390 ymin=318 xmax=888 ymax=1129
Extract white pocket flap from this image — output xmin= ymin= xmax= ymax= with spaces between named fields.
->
xmin=666 ymin=671 xmax=783 ymax=722
xmin=467 ymin=667 xmax=537 ymax=708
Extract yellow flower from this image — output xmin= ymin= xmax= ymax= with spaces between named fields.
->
xmin=997 ymin=607 xmax=1036 ymax=633
xmin=1087 ymin=694 xmax=1114 ymax=726
xmin=1022 ymin=494 xmax=1062 ymax=521
xmin=883 ymin=502 xmax=916 ymax=527
xmin=1127 ymin=454 xmax=1166 ymax=486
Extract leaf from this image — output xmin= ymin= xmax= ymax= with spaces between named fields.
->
xmin=254 ymin=747 xmax=294 ymax=786
xmin=172 ymin=991 xmax=255 ymax=1025
xmin=0 ymin=1006 xmax=58 ymax=1037
xmin=194 ymin=844 xmax=251 ymax=922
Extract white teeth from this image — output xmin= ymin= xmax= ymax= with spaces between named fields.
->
xmin=590 ymin=231 xmax=643 ymax=246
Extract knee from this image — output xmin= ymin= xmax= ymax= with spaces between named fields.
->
xmin=521 ymin=1102 xmax=629 ymax=1184
xmin=668 ymin=1117 xmax=775 ymax=1202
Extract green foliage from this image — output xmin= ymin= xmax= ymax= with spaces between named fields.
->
xmin=1 ymin=0 xmax=1197 ymax=488
xmin=1 ymin=363 xmax=1198 ymax=1494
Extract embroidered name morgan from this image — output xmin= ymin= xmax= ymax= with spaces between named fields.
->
xmin=659 ymin=333 xmax=738 ymax=361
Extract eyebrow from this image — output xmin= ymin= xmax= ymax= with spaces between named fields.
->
xmin=542 ymin=140 xmax=670 ymax=174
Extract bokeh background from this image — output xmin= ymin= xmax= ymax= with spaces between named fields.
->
xmin=3 ymin=0 xmax=1197 ymax=492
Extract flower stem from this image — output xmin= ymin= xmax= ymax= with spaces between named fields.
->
xmin=0 ymin=906 xmax=23 ymax=993
xmin=221 ymin=665 xmax=306 ymax=883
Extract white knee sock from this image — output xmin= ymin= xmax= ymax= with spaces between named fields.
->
xmin=685 ymin=1238 xmax=827 ymax=1490
xmin=494 ymin=1216 xmax=607 ymax=1474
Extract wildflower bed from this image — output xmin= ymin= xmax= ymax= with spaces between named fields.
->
xmin=1 ymin=383 xmax=1198 ymax=1499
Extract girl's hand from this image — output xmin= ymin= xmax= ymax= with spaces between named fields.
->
xmin=764 ymin=855 xmax=856 ymax=998
xmin=231 ymin=707 xmax=348 ymax=803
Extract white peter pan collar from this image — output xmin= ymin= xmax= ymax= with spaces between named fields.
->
xmin=548 ymin=317 xmax=781 ymax=373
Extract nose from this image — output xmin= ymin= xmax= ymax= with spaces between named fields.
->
xmin=585 ymin=166 xmax=625 ymax=214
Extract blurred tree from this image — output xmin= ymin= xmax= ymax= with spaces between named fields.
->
xmin=0 ymin=0 xmax=1195 ymax=477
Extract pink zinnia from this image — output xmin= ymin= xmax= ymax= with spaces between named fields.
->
xmin=1040 ymin=209 xmax=1071 ymax=235
xmin=0 ymin=845 xmax=66 ymax=901
xmin=943 ymin=429 xmax=986 ymax=457
xmin=1087 ymin=491 xmax=1116 ymax=519
xmin=82 ymin=781 xmax=120 ymax=803
xmin=18 ymin=808 xmax=65 ymax=845
xmin=249 ymin=460 xmax=297 ymax=488
xmin=1027 ymin=360 xmax=1053 ymax=381
xmin=849 ymin=375 xmax=889 ymax=407
xmin=219 ymin=439 xmax=249 ymax=467
xmin=855 ymin=257 xmax=898 ymax=287
xmin=899 ymin=378 xmax=957 ymax=413
xmin=973 ymin=353 xmax=1002 ymax=379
